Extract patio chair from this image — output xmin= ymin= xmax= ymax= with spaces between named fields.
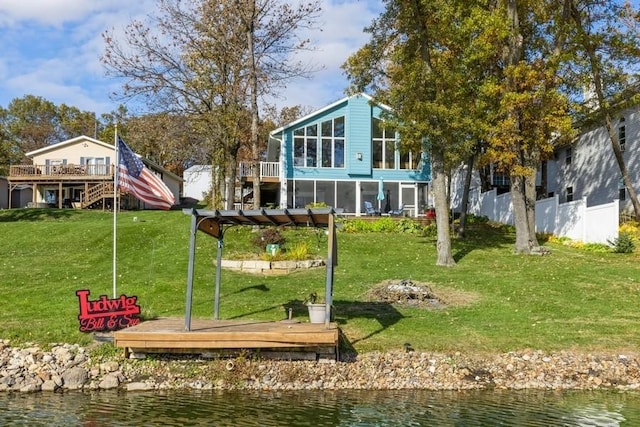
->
xmin=389 ymin=204 xmax=405 ymax=216
xmin=364 ymin=201 xmax=380 ymax=216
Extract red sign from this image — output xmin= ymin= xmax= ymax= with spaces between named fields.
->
xmin=76 ymin=289 xmax=141 ymax=332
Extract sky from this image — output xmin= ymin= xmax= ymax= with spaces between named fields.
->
xmin=0 ymin=0 xmax=381 ymax=116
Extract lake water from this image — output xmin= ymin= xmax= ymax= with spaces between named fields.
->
xmin=1 ymin=389 xmax=640 ymax=426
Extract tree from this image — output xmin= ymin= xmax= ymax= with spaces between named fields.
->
xmin=346 ymin=0 xmax=578 ymax=256
xmin=57 ymin=104 xmax=98 ymax=140
xmin=478 ymin=0 xmax=574 ymax=254
xmin=213 ymin=0 xmax=322 ymax=208
xmin=102 ymin=0 xmax=320 ymax=209
xmin=125 ymin=113 xmax=202 ymax=176
xmin=97 ymin=105 xmax=131 ymax=144
xmin=103 ymin=0 xmax=237 ymax=207
xmin=345 ymin=0 xmax=506 ymax=266
xmin=3 ymin=95 xmax=59 ymax=159
xmin=0 ymin=95 xmax=102 ymax=164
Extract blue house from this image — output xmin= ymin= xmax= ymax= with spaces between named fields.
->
xmin=241 ymin=93 xmax=431 ymax=216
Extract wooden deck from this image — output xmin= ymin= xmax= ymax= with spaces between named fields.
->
xmin=113 ymin=317 xmax=340 ymax=360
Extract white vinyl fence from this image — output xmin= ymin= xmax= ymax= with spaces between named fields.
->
xmin=464 ymin=189 xmax=619 ymax=244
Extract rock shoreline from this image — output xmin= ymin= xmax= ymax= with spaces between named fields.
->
xmin=1 ymin=340 xmax=640 ymax=393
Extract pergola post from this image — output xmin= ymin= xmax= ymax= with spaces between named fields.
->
xmin=214 ymin=236 xmax=223 ymax=320
xmin=324 ymin=214 xmax=336 ymax=327
xmin=184 ymin=211 xmax=198 ymax=331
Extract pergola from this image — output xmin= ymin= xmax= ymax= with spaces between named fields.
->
xmin=183 ymin=207 xmax=340 ymax=331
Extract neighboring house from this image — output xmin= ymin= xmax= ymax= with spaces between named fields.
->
xmin=546 ymin=105 xmax=640 ymax=213
xmin=451 ymin=98 xmax=639 ymax=215
xmin=446 ymin=101 xmax=634 ymax=244
xmin=5 ymin=135 xmax=181 ymax=210
xmin=183 ymin=165 xmax=212 ymax=201
xmin=449 ymin=164 xmax=542 ymax=214
xmin=240 ymin=93 xmax=431 ymax=216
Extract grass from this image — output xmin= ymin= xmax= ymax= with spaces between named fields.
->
xmin=1 ymin=208 xmax=639 ymax=355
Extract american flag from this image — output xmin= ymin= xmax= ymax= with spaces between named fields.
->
xmin=117 ymin=137 xmax=175 ymax=210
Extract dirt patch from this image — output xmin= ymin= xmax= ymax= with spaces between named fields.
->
xmin=366 ymin=279 xmax=479 ymax=309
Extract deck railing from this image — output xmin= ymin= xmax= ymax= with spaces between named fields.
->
xmin=9 ymin=164 xmax=113 ymax=178
xmin=238 ymin=161 xmax=279 ymax=179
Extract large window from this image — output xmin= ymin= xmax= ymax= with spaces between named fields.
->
xmin=293 ymin=124 xmax=317 ymax=167
xmin=400 ymin=150 xmax=420 ymax=170
xmin=372 ymin=118 xmax=396 ymax=169
xmin=321 ymin=116 xmax=345 ymax=168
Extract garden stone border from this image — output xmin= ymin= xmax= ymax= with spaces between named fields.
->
xmin=217 ymin=259 xmax=325 ymax=275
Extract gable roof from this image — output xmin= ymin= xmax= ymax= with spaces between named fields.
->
xmin=142 ymin=157 xmax=183 ymax=182
xmin=269 ymin=93 xmax=392 ymax=136
xmin=25 ymin=135 xmax=113 ymax=157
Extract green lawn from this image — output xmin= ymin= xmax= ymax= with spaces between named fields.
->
xmin=1 ymin=208 xmax=638 ymax=354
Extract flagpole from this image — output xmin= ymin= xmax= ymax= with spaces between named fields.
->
xmin=113 ymin=126 xmax=119 ymax=299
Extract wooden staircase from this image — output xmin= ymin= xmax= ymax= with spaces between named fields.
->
xmin=81 ymin=183 xmax=115 ymax=209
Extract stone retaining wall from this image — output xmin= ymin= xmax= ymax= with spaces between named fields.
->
xmin=217 ymin=259 xmax=325 ymax=275
xmin=2 ymin=340 xmax=640 ymax=393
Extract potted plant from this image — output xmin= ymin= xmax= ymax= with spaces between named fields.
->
xmin=305 ymin=292 xmax=327 ymax=324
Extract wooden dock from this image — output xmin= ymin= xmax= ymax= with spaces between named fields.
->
xmin=113 ymin=317 xmax=340 ymax=360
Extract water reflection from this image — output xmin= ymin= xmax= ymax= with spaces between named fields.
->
xmin=1 ymin=389 xmax=639 ymax=426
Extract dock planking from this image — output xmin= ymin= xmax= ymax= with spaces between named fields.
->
xmin=113 ymin=317 xmax=339 ymax=359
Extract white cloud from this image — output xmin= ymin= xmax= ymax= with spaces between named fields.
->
xmin=267 ymin=0 xmax=379 ymax=111
xmin=0 ymin=0 xmax=155 ymax=27
xmin=0 ymin=0 xmax=107 ymax=27
xmin=0 ymin=0 xmax=380 ymax=116
xmin=0 ymin=0 xmax=156 ymax=113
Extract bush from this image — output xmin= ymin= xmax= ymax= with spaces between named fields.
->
xmin=341 ymin=219 xmax=370 ymax=233
xmin=252 ymin=227 xmax=286 ymax=251
xmin=466 ymin=214 xmax=489 ymax=224
xmin=341 ymin=217 xmax=419 ymax=233
xmin=608 ymin=232 xmax=636 ymax=254
xmin=370 ymin=217 xmax=397 ymax=232
xmin=422 ymin=223 xmax=437 ymax=238
xmin=581 ymin=243 xmax=611 ymax=253
xmin=286 ymin=242 xmax=310 ymax=260
xmin=395 ymin=218 xmax=423 ymax=234
xmin=619 ymin=221 xmax=640 ymax=237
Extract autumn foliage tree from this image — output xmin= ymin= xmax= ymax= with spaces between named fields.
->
xmin=102 ymin=0 xmax=320 ymax=209
xmin=0 ymin=95 xmax=100 ymax=169
xmin=344 ymin=0 xmax=506 ymax=265
xmin=346 ymin=0 xmax=579 ymax=257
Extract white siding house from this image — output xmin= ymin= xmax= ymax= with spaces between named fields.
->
xmin=183 ymin=165 xmax=212 ymax=201
xmin=547 ymin=105 xmax=640 ymax=213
